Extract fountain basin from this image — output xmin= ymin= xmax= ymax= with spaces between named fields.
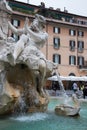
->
xmin=0 ymin=98 xmax=87 ymax=130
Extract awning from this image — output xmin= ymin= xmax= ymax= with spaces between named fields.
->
xmin=48 ymin=75 xmax=87 ymax=81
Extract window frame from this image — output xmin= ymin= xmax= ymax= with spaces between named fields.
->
xmin=11 ymin=33 xmax=19 ymax=42
xmin=69 ymin=40 xmax=75 ymax=51
xmin=69 ymin=29 xmax=76 ymax=36
xmin=53 ymin=37 xmax=60 ymax=49
xmin=11 ymin=19 xmax=20 ymax=27
xmin=78 ymin=41 xmax=84 ymax=52
xmin=53 ymin=27 xmax=60 ymax=34
xmin=53 ymin=54 xmax=61 ymax=64
xmin=69 ymin=55 xmax=76 ymax=65
xmin=77 ymin=56 xmax=84 ymax=66
xmin=78 ymin=31 xmax=84 ymax=37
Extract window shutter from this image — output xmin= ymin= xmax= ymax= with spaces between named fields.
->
xmin=74 ymin=56 xmax=76 ymax=65
xmin=82 ymin=32 xmax=84 ymax=36
xmin=69 ymin=29 xmax=71 ymax=35
xmin=82 ymin=42 xmax=84 ymax=48
xmin=58 ymin=38 xmax=60 ymax=46
xmin=53 ymin=38 xmax=55 ymax=43
xmin=74 ymin=30 xmax=76 ymax=36
xmin=77 ymin=57 xmax=79 ymax=65
xmin=74 ymin=41 xmax=75 ymax=46
xmin=53 ymin=54 xmax=55 ymax=62
xmin=18 ymin=20 xmax=20 ymax=26
xmin=58 ymin=28 xmax=60 ymax=33
xmin=70 ymin=41 xmax=71 ymax=46
xmin=59 ymin=55 xmax=61 ymax=64
xmin=11 ymin=19 xmax=13 ymax=24
xmin=69 ymin=56 xmax=71 ymax=64
xmin=77 ymin=41 xmax=79 ymax=48
xmin=82 ymin=57 xmax=84 ymax=65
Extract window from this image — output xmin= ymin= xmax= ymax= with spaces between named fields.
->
xmin=78 ymin=31 xmax=84 ymax=37
xmin=53 ymin=27 xmax=60 ymax=33
xmin=69 ymin=56 xmax=76 ymax=65
xmin=69 ymin=19 xmax=73 ymax=23
xmin=53 ymin=38 xmax=60 ymax=49
xmin=53 ymin=54 xmax=61 ymax=64
xmin=78 ymin=20 xmax=83 ymax=25
xmin=69 ymin=40 xmax=75 ymax=51
xmin=69 ymin=29 xmax=76 ymax=36
xmin=11 ymin=19 xmax=20 ymax=27
xmin=77 ymin=56 xmax=84 ymax=66
xmin=78 ymin=41 xmax=84 ymax=52
xmin=11 ymin=33 xmax=19 ymax=42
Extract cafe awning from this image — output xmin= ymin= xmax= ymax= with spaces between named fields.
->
xmin=48 ymin=75 xmax=87 ymax=81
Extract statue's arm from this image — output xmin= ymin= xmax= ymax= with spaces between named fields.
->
xmin=8 ymin=21 xmax=25 ymax=35
xmin=27 ymin=28 xmax=48 ymax=43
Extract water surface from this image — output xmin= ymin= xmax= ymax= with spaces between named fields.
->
xmin=0 ymin=98 xmax=87 ymax=130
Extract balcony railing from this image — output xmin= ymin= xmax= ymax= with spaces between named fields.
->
xmin=78 ymin=65 xmax=87 ymax=71
xmin=78 ymin=48 xmax=84 ymax=53
xmin=70 ymin=47 xmax=75 ymax=51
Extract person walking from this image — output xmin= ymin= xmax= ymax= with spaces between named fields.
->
xmin=83 ymin=83 xmax=87 ymax=99
xmin=72 ymin=82 xmax=79 ymax=93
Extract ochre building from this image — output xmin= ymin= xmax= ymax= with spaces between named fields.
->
xmin=7 ymin=0 xmax=87 ymax=78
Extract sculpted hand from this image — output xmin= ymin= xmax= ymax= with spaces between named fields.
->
xmin=24 ymin=17 xmax=29 ymax=34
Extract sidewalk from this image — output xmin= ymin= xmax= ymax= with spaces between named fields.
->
xmin=47 ymin=89 xmax=87 ymax=100
xmin=47 ymin=90 xmax=74 ymax=97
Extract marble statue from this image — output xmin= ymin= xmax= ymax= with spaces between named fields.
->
xmin=0 ymin=0 xmax=80 ymax=116
xmin=0 ymin=0 xmax=57 ymax=114
xmin=55 ymin=94 xmax=80 ymax=116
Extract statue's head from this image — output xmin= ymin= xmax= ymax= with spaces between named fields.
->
xmin=0 ymin=0 xmax=13 ymax=14
xmin=35 ymin=14 xmax=46 ymax=27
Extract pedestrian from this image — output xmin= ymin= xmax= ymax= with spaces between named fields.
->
xmin=72 ymin=82 xmax=79 ymax=93
xmin=83 ymin=83 xmax=87 ymax=99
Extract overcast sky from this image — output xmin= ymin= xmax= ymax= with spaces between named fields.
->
xmin=15 ymin=0 xmax=87 ymax=17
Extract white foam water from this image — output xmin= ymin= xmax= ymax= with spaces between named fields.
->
xmin=11 ymin=112 xmax=48 ymax=122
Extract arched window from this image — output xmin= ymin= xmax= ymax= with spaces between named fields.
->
xmin=69 ymin=73 xmax=75 ymax=76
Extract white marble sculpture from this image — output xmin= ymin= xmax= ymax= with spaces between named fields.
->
xmin=0 ymin=0 xmax=57 ymax=114
xmin=7 ymin=14 xmax=57 ymax=97
xmin=55 ymin=94 xmax=80 ymax=116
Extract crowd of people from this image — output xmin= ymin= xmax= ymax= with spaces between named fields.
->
xmin=72 ymin=82 xmax=87 ymax=99
xmin=50 ymin=81 xmax=87 ymax=98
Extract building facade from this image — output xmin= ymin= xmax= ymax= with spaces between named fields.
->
xmin=7 ymin=0 xmax=87 ymax=78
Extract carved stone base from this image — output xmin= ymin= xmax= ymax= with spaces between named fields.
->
xmin=0 ymin=63 xmax=49 ymax=115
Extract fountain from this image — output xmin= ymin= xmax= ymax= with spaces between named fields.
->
xmin=0 ymin=0 xmax=80 ymax=117
xmin=0 ymin=0 xmax=57 ymax=115
xmin=54 ymin=70 xmax=81 ymax=116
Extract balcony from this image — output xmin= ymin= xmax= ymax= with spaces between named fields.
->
xmin=78 ymin=61 xmax=87 ymax=71
xmin=78 ymin=48 xmax=83 ymax=53
xmin=40 ymin=9 xmax=87 ymax=28
xmin=70 ymin=46 xmax=75 ymax=51
xmin=7 ymin=0 xmax=87 ymax=28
